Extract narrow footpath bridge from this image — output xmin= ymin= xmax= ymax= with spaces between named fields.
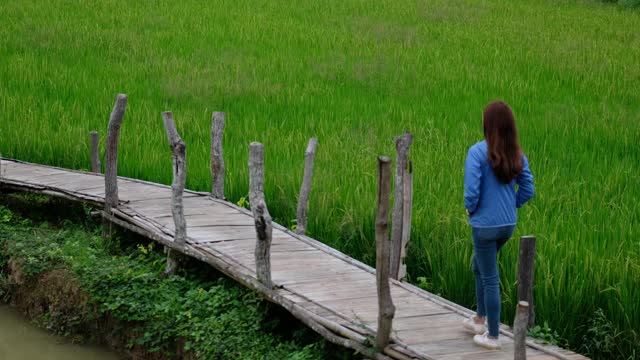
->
xmin=0 ymin=158 xmax=587 ymax=360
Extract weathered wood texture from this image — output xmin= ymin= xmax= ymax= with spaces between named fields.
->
xmin=90 ymin=131 xmax=101 ymax=173
xmin=514 ymin=301 xmax=530 ymax=360
xmin=210 ymin=112 xmax=225 ymax=199
xmin=104 ymin=94 xmax=127 ymax=212
xmin=249 ymin=142 xmax=272 ymax=288
xmin=0 ymin=158 xmax=588 ymax=360
xmin=162 ymin=112 xmax=187 ymax=246
xmin=376 ymin=156 xmax=395 ymax=349
xmin=518 ymin=236 xmax=537 ymax=327
xmin=398 ymin=160 xmax=413 ymax=280
xmin=161 ymin=112 xmax=187 ymax=275
xmin=296 ymin=137 xmax=318 ymax=235
xmin=390 ymin=132 xmax=413 ymax=280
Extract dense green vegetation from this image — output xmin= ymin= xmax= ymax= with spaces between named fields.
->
xmin=0 ymin=195 xmax=357 ymax=359
xmin=603 ymin=0 xmax=640 ymax=8
xmin=1 ymin=0 xmax=638 ymax=358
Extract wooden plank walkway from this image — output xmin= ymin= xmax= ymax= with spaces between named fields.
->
xmin=0 ymin=158 xmax=588 ymax=360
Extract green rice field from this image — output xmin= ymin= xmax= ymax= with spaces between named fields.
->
xmin=1 ymin=0 xmax=639 ymax=358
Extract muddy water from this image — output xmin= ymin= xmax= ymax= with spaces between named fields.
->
xmin=0 ymin=305 xmax=119 ymax=360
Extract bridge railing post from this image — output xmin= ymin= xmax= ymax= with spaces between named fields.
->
xmin=514 ymin=300 xmax=530 ymax=360
xmin=211 ymin=111 xmax=225 ymax=199
xmin=249 ymin=142 xmax=272 ymax=288
xmin=161 ymin=111 xmax=187 ymax=276
xmin=89 ymin=131 xmax=101 ymax=173
xmin=375 ymin=156 xmax=395 ymax=349
xmin=517 ymin=235 xmax=536 ymax=328
xmin=295 ymin=137 xmax=318 ymax=235
xmin=390 ymin=132 xmax=412 ymax=280
xmin=103 ymin=94 xmax=128 ymax=239
xmin=398 ymin=160 xmax=413 ymax=280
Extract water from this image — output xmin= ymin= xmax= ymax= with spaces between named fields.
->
xmin=0 ymin=305 xmax=119 ymax=360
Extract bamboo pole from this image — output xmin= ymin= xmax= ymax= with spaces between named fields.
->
xmin=249 ymin=142 xmax=272 ymax=288
xmin=89 ymin=131 xmax=100 ymax=173
xmin=161 ymin=111 xmax=187 ymax=276
xmin=517 ymin=235 xmax=536 ymax=327
xmin=376 ymin=156 xmax=395 ymax=349
xmin=390 ymin=132 xmax=412 ymax=279
xmin=211 ymin=111 xmax=225 ymax=199
xmin=514 ymin=301 xmax=530 ymax=360
xmin=295 ymin=137 xmax=318 ymax=235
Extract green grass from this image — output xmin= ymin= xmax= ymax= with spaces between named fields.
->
xmin=1 ymin=0 xmax=639 ymax=358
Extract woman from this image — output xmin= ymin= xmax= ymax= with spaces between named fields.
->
xmin=462 ymin=100 xmax=535 ymax=349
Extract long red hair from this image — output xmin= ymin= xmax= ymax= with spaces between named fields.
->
xmin=483 ymin=101 xmax=523 ymax=183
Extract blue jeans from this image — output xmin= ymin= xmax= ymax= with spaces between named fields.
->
xmin=472 ymin=225 xmax=515 ymax=337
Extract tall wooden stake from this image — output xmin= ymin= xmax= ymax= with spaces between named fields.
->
xmin=398 ymin=161 xmax=413 ymax=280
xmin=517 ymin=235 xmax=537 ymax=327
xmin=376 ymin=156 xmax=395 ymax=349
xmin=162 ymin=111 xmax=187 ymax=276
xmin=103 ymin=94 xmax=128 ymax=239
xmin=249 ymin=142 xmax=272 ymax=288
xmin=90 ymin=131 xmax=101 ymax=173
xmin=514 ymin=301 xmax=530 ymax=360
xmin=390 ymin=132 xmax=412 ymax=279
xmin=211 ymin=111 xmax=225 ymax=199
xmin=295 ymin=137 xmax=318 ymax=235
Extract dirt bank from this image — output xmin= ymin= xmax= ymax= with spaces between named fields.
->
xmin=2 ymin=259 xmax=192 ymax=360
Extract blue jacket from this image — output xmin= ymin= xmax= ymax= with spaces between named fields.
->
xmin=464 ymin=140 xmax=535 ymax=228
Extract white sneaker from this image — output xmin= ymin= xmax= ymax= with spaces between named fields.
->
xmin=463 ymin=317 xmax=486 ymax=335
xmin=473 ymin=332 xmax=501 ymax=350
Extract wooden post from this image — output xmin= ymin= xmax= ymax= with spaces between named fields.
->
xmin=390 ymin=132 xmax=412 ymax=279
xmin=104 ymin=94 xmax=127 ymax=211
xmin=90 ymin=131 xmax=101 ymax=173
xmin=295 ymin=137 xmax=318 ymax=235
xmin=249 ymin=142 xmax=272 ymax=288
xmin=162 ymin=111 xmax=187 ymax=276
xmin=211 ymin=111 xmax=225 ymax=199
xmin=514 ymin=301 xmax=530 ymax=360
xmin=398 ymin=161 xmax=413 ymax=280
xmin=376 ymin=156 xmax=395 ymax=349
xmin=103 ymin=94 xmax=127 ymax=239
xmin=517 ymin=235 xmax=536 ymax=327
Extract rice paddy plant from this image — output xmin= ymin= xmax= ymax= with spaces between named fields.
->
xmin=1 ymin=0 xmax=638 ymax=357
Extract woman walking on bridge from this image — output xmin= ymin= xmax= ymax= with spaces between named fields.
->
xmin=462 ymin=100 xmax=535 ymax=350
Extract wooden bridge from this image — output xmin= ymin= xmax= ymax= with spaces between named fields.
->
xmin=0 ymin=157 xmax=587 ymax=360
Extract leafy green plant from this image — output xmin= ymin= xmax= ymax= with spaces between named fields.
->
xmin=0 ymin=206 xmax=12 ymax=223
xmin=416 ymin=276 xmax=432 ymax=291
xmin=528 ymin=321 xmax=562 ymax=346
xmin=578 ymin=308 xmax=629 ymax=359
xmin=236 ymin=196 xmax=250 ymax=210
